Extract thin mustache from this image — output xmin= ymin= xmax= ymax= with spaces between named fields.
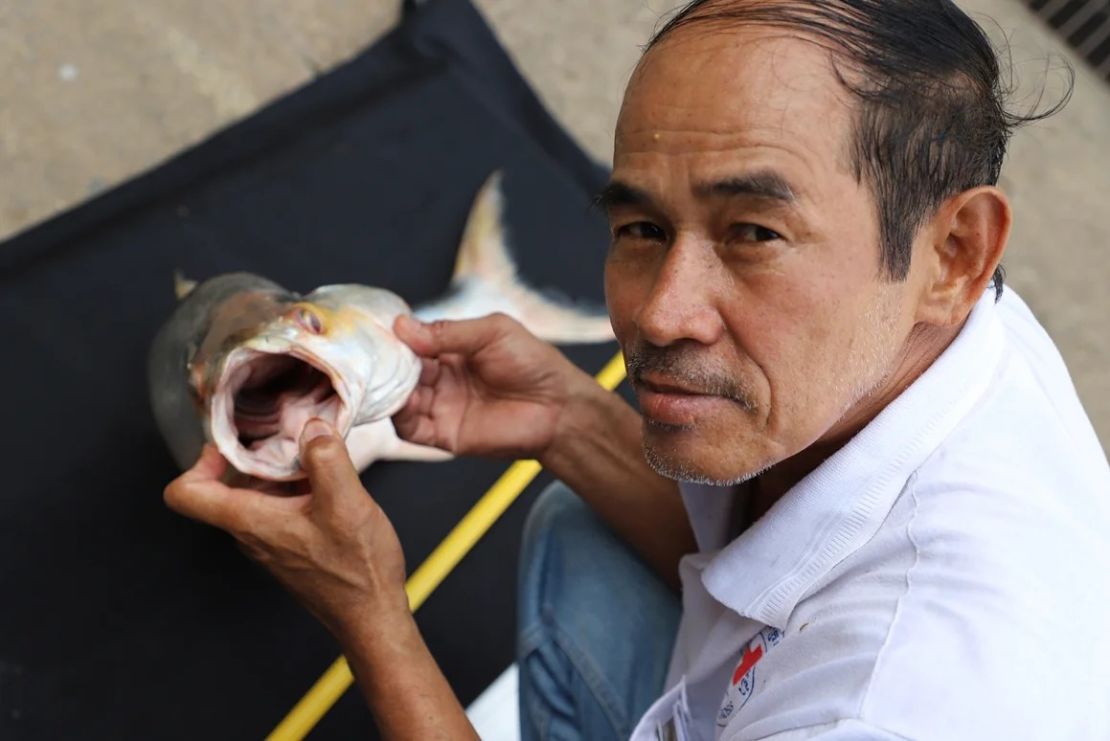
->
xmin=626 ymin=348 xmax=756 ymax=412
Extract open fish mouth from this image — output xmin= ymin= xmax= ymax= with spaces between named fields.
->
xmin=211 ymin=347 xmax=353 ymax=480
xmin=232 ymin=355 xmax=337 ymax=446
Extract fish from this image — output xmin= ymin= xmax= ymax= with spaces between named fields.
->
xmin=147 ymin=173 xmax=614 ymax=481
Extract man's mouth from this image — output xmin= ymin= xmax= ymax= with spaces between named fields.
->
xmin=635 ymin=373 xmax=728 ymax=426
xmin=638 ymin=373 xmax=714 ymax=397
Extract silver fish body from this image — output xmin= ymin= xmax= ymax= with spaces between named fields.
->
xmin=148 ymin=173 xmax=613 ymax=480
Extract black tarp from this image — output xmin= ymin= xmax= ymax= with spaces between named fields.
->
xmin=0 ymin=0 xmax=620 ymax=737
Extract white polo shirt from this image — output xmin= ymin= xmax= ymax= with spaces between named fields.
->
xmin=631 ymin=289 xmax=1110 ymax=741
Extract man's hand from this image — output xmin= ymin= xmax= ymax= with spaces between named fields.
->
xmin=164 ymin=422 xmax=479 ymax=739
xmin=392 ymin=312 xmax=594 ymax=459
xmin=394 ymin=312 xmax=694 ymax=588
xmin=163 ymin=420 xmax=409 ymax=641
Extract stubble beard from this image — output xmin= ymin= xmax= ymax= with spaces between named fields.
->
xmin=643 ymin=424 xmax=771 ymax=486
xmin=638 ymin=288 xmax=905 ymax=488
xmin=628 ymin=343 xmax=764 ymax=486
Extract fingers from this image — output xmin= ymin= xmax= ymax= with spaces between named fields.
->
xmin=165 ymin=468 xmax=273 ymax=533
xmin=299 ymin=419 xmax=365 ymax=513
xmin=417 ymin=355 xmax=441 ymax=387
xmin=167 ymin=422 xmax=367 ymax=533
xmin=164 ymin=473 xmax=232 ymax=528
xmin=395 ymin=383 xmax=434 ymax=424
xmin=248 ymin=477 xmax=313 ymax=497
xmin=392 ymin=402 xmax=438 ymax=448
xmin=394 ymin=313 xmax=516 ymax=358
xmin=166 ymin=444 xmax=306 ymax=531
xmin=182 ymin=443 xmax=228 ymax=482
xmin=392 ymin=362 xmax=461 ymax=450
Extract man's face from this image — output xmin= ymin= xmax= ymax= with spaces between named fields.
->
xmin=605 ymin=28 xmax=921 ymax=484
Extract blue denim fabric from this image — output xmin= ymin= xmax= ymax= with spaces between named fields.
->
xmin=517 ymin=482 xmax=682 ymax=741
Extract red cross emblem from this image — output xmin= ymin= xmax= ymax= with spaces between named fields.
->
xmin=731 ymin=642 xmax=764 ymax=686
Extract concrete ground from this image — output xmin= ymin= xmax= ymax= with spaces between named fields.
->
xmin=1 ymin=0 xmax=1107 ymax=450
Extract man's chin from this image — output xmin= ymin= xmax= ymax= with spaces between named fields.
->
xmin=642 ymin=432 xmax=767 ymax=487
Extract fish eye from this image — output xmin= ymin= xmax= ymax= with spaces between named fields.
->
xmin=292 ymin=307 xmax=324 ymax=334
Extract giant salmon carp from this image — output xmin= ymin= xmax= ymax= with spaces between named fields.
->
xmin=148 ymin=173 xmax=613 ymax=481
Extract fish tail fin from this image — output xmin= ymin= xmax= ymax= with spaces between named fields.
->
xmin=451 ymin=171 xmax=515 ymax=288
xmin=437 ymin=171 xmax=613 ymax=344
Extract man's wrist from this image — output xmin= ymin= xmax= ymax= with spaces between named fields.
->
xmin=539 ymin=377 xmax=666 ymax=509
xmin=541 ymin=371 xmax=630 ymax=472
xmin=332 ymin=595 xmax=417 ymax=661
xmin=333 ymin=595 xmax=478 ymax=738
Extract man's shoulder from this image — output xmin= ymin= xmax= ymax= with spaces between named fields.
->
xmin=913 ymin=289 xmax=1108 ymax=510
xmin=753 ymin=444 xmax=1110 ymax=739
xmin=739 ymin=481 xmax=1110 ymax=739
xmin=977 ymin=289 xmax=1107 ymax=473
xmin=844 ymin=518 xmax=1110 ymax=737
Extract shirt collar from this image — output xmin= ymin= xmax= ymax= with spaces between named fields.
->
xmin=680 ymin=291 xmax=1007 ymax=629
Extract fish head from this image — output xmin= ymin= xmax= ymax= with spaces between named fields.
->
xmin=207 ymin=285 xmax=420 ymax=481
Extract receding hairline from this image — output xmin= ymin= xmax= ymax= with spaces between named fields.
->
xmin=628 ymin=1 xmax=978 ymax=202
xmin=647 ymin=0 xmax=866 ymax=59
xmin=619 ymin=21 xmax=865 ymax=184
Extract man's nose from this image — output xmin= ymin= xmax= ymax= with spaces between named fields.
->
xmin=635 ymin=236 xmax=724 ymax=347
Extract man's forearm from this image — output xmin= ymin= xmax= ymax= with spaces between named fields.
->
xmin=541 ymin=377 xmax=696 ymax=588
xmin=338 ymin=610 xmax=478 ymax=741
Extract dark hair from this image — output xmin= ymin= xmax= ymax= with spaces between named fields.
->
xmin=647 ymin=0 xmax=1072 ymax=299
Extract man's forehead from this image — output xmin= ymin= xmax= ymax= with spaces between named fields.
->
xmin=616 ymin=25 xmax=853 ymax=156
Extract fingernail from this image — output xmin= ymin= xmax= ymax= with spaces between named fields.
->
xmin=301 ymin=418 xmax=332 ymax=445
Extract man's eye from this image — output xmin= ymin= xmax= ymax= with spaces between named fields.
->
xmin=733 ymin=224 xmax=783 ymax=242
xmin=614 ymin=222 xmax=667 ymax=242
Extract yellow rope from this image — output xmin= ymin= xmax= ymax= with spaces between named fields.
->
xmin=266 ymin=351 xmax=626 ymax=740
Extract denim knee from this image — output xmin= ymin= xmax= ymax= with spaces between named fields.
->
xmin=516 ymin=481 xmax=681 ymax=741
xmin=521 ymin=482 xmax=594 ymax=567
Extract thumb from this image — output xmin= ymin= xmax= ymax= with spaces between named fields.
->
xmin=394 ymin=313 xmax=515 ymax=358
xmin=299 ymin=419 xmax=364 ymax=511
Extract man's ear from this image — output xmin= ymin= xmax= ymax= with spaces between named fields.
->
xmin=914 ymin=186 xmax=1012 ymax=326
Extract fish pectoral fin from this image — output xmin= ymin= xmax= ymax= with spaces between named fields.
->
xmin=174 ymin=270 xmax=198 ymax=300
xmin=346 ymin=419 xmax=454 ymax=472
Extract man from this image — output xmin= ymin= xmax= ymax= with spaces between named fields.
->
xmin=165 ymin=0 xmax=1110 ymax=738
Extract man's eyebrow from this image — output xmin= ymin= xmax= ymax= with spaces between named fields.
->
xmin=594 ymin=181 xmax=653 ymax=211
xmin=695 ymin=171 xmax=798 ymax=203
xmin=594 ymin=172 xmax=799 ymax=212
